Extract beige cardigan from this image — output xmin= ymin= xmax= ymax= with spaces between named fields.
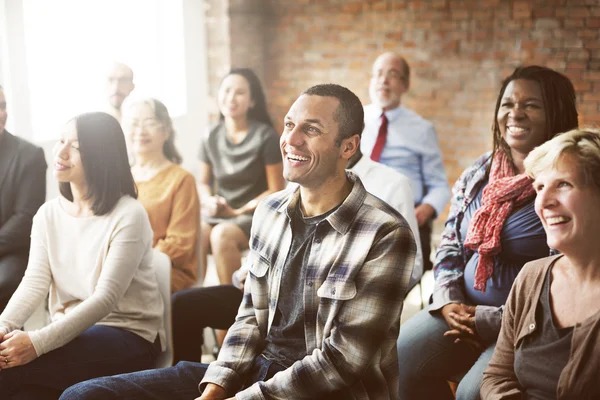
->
xmin=481 ymin=254 xmax=600 ymax=399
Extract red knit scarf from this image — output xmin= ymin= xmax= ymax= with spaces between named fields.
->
xmin=464 ymin=151 xmax=535 ymax=292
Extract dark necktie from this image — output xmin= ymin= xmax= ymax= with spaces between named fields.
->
xmin=370 ymin=113 xmax=388 ymax=162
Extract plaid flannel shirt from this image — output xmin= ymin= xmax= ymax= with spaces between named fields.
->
xmin=200 ymin=172 xmax=416 ymax=399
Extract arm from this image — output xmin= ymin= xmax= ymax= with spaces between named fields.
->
xmin=239 ymin=226 xmax=415 ymax=399
xmin=0 ymin=211 xmax=52 ymax=336
xmin=391 ymin=177 xmax=423 ymax=286
xmin=0 ymin=147 xmax=47 ymax=257
xmin=480 ymin=279 xmax=523 ymax=399
xmin=430 ymin=153 xmax=490 ymax=312
xmin=28 ymin=206 xmax=152 ymax=356
xmin=419 ymin=124 xmax=450 ymax=219
xmin=155 ymin=174 xmax=200 ymax=288
xmin=200 ymin=254 xmax=268 ymax=394
xmin=197 ymin=161 xmax=213 ymax=199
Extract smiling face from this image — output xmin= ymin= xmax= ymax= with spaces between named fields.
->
xmin=53 ymin=120 xmax=86 ymax=187
xmin=369 ymin=53 xmax=408 ymax=111
xmin=497 ymin=79 xmax=547 ymax=160
xmin=218 ymin=73 xmax=254 ymax=121
xmin=127 ymin=103 xmax=168 ymax=157
xmin=281 ymin=94 xmax=352 ymax=189
xmin=533 ymin=153 xmax=600 ymax=254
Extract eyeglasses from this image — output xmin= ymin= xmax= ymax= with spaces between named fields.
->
xmin=371 ymin=70 xmax=406 ymax=82
xmin=128 ymin=119 xmax=162 ymax=131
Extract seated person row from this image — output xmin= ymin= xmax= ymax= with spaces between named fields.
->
xmin=482 ymin=128 xmax=600 ymax=399
xmin=0 ymin=112 xmax=165 ymax=398
xmin=198 ymin=68 xmax=286 ymax=285
xmin=124 ymin=98 xmax=200 ymax=292
xmin=397 ymin=65 xmax=579 ymax=400
xmin=171 ymin=137 xmax=422 ymax=364
xmin=61 ymin=84 xmax=417 ymax=399
xmin=0 ymin=85 xmax=47 ymax=313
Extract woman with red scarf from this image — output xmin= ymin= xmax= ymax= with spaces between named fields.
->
xmin=397 ymin=66 xmax=579 ymax=400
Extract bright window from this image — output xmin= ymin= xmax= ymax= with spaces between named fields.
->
xmin=22 ymin=0 xmax=186 ymax=141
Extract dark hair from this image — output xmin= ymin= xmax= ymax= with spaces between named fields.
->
xmin=131 ymin=98 xmax=182 ymax=164
xmin=303 ymin=83 xmax=365 ymax=146
xmin=219 ymin=68 xmax=273 ymax=128
xmin=59 ymin=112 xmax=137 ymax=215
xmin=492 ymin=65 xmax=578 ymax=172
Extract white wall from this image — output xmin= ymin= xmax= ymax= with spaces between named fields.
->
xmin=2 ymin=0 xmax=209 ymax=201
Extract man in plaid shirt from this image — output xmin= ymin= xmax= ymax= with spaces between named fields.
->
xmin=62 ymin=84 xmax=416 ymax=400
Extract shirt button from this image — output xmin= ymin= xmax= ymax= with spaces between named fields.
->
xmin=529 ymin=323 xmax=535 ymax=330
xmin=315 ymin=238 xmax=321 ymax=244
xmin=307 ymin=282 xmax=313 ymax=287
xmin=331 ymin=288 xmax=336 ymax=295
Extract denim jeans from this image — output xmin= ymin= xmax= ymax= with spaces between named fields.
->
xmin=397 ymin=306 xmax=496 ymax=400
xmin=60 ymin=361 xmax=208 ymax=400
xmin=0 ymin=325 xmax=159 ymax=400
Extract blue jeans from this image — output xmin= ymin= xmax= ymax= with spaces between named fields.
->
xmin=60 ymin=361 xmax=209 ymax=400
xmin=0 ymin=325 xmax=159 ymax=400
xmin=397 ymin=306 xmax=495 ymax=400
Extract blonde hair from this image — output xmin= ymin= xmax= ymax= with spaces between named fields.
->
xmin=524 ymin=128 xmax=600 ymax=190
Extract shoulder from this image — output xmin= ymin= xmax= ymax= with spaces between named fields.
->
xmin=204 ymin=123 xmax=224 ymax=142
xmin=165 ymin=164 xmax=195 ymax=183
xmin=458 ymin=151 xmax=492 ymax=182
xmin=515 ymin=255 xmax=558 ymax=288
xmin=399 ymin=106 xmax=434 ymax=128
xmin=10 ymin=133 xmax=46 ymax=164
xmin=110 ymin=196 xmax=150 ymax=224
xmin=257 ymin=186 xmax=295 ymax=213
xmin=367 ymin=160 xmax=411 ymax=186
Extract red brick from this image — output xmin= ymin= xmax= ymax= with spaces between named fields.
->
xmin=588 ymin=17 xmax=600 ymax=28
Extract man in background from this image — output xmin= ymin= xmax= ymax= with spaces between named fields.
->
xmin=362 ymin=52 xmax=450 ymax=272
xmin=105 ymin=62 xmax=135 ymax=122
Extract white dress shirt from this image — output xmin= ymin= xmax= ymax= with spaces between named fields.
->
xmin=351 ymin=155 xmax=423 ymax=286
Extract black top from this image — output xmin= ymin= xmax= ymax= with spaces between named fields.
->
xmin=262 ymin=203 xmax=337 ymax=367
xmin=514 ymin=263 xmax=574 ymax=400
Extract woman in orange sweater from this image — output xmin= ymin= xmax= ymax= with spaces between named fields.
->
xmin=125 ymin=98 xmax=200 ymax=292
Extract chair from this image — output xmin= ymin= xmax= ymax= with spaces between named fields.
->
xmin=152 ymin=249 xmax=174 ymax=368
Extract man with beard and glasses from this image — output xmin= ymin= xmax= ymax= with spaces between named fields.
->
xmin=61 ymin=83 xmax=416 ymax=400
xmin=105 ymin=62 xmax=135 ymax=123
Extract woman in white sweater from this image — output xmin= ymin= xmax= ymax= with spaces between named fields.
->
xmin=0 ymin=112 xmax=165 ymax=399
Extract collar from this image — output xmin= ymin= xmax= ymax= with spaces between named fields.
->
xmin=369 ymin=104 xmax=405 ymax=123
xmin=276 ymin=171 xmax=367 ymax=235
xmin=350 ymin=154 xmax=372 ymax=176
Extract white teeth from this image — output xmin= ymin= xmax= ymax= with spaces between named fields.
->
xmin=546 ymin=216 xmax=570 ymax=225
xmin=508 ymin=126 xmax=528 ymax=133
xmin=287 ymin=154 xmax=309 ymax=162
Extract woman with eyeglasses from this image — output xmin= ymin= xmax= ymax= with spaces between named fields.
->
xmin=0 ymin=112 xmax=164 ymax=398
xmin=124 ymin=98 xmax=200 ymax=293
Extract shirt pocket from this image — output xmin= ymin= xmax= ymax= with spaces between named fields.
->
xmin=317 ymin=279 xmax=357 ymax=301
xmin=248 ymin=251 xmax=270 ymax=279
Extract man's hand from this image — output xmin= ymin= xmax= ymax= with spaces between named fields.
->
xmin=415 ymin=203 xmax=435 ymax=226
xmin=213 ymin=197 xmax=240 ymax=219
xmin=197 ymin=383 xmax=228 ymax=399
xmin=0 ymin=330 xmax=38 ymax=369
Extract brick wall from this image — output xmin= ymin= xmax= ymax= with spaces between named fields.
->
xmin=207 ymin=0 xmax=600 ymax=219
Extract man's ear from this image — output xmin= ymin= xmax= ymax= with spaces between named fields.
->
xmin=341 ymin=134 xmax=360 ymax=160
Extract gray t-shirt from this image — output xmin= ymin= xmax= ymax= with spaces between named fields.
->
xmin=514 ymin=264 xmax=574 ymax=400
xmin=198 ymin=120 xmax=281 ymax=210
xmin=262 ymin=203 xmax=337 ymax=367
